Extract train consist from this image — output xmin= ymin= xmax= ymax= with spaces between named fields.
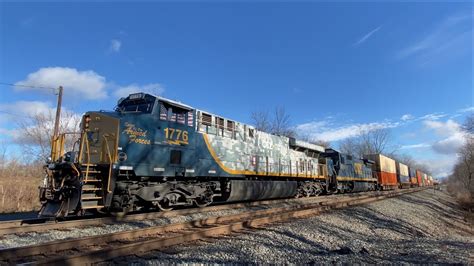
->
xmin=39 ymin=93 xmax=434 ymax=217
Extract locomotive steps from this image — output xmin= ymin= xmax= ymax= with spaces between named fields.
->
xmin=0 ymin=188 xmax=423 ymax=264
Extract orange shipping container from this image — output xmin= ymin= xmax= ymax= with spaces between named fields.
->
xmin=365 ymin=154 xmax=398 ymax=190
xmin=416 ymin=170 xmax=423 ymax=187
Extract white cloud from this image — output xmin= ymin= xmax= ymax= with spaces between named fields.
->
xmin=417 ymin=113 xmax=446 ymax=121
xmin=297 ymin=120 xmax=398 ymax=142
xmin=423 ymin=119 xmax=461 ymax=137
xmin=400 ymin=143 xmax=430 ymax=149
xmin=15 ymin=67 xmax=107 ymax=100
xmin=431 ymin=134 xmax=465 ymax=154
xmin=0 ymin=101 xmax=56 ymax=127
xmin=114 ymin=83 xmax=165 ymax=98
xmin=419 ymin=156 xmax=458 ymax=178
xmin=109 ymin=39 xmax=122 ymax=53
xmin=423 ymin=119 xmax=466 ymax=154
xmin=401 ymin=114 xmax=414 ymax=121
xmin=0 ymin=101 xmax=54 ymax=118
xmin=0 ymin=100 xmax=81 ymax=146
xmin=292 ymin=88 xmax=302 ymax=93
xmin=458 ymin=106 xmax=474 ymax=113
xmin=296 ymin=109 xmax=467 ymax=144
xmin=397 ymin=12 xmax=471 ymax=63
xmin=0 ymin=128 xmax=16 ymax=138
xmin=353 ymin=25 xmax=382 ymax=46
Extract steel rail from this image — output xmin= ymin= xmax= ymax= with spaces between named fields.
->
xmin=0 ymin=188 xmax=423 ymax=265
xmin=0 ymin=191 xmax=372 ymax=235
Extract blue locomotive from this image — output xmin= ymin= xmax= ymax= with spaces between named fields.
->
xmin=40 ymin=93 xmax=381 ymax=217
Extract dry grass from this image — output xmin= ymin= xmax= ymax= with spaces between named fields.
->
xmin=0 ymin=161 xmax=43 ymax=213
xmin=447 ymin=181 xmax=474 ymax=216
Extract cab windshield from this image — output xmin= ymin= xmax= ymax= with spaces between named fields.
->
xmin=115 ymin=93 xmax=155 ymax=113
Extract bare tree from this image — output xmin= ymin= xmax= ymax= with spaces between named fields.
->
xmin=392 ymin=153 xmax=416 ymax=167
xmin=463 ymin=114 xmax=474 ymax=134
xmin=16 ymin=110 xmax=81 ymax=162
xmin=447 ymin=114 xmax=474 ymax=208
xmin=339 ymin=137 xmax=358 ymax=157
xmin=310 ymin=139 xmax=331 ymax=148
xmin=298 ymin=134 xmax=331 ymax=148
xmin=359 ymin=128 xmax=394 ymax=155
xmin=271 ymin=107 xmax=295 ymax=137
xmin=251 ymin=110 xmax=271 ymax=133
xmin=338 ymin=128 xmax=396 ymax=158
xmin=251 ymin=106 xmax=295 ymax=138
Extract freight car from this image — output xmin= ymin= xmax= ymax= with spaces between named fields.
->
xmin=396 ymin=162 xmax=410 ymax=189
xmin=39 ymin=92 xmax=432 ymax=218
xmin=416 ymin=170 xmax=424 ymax=187
xmin=364 ymin=154 xmax=398 ymax=190
xmin=409 ymin=167 xmax=418 ymax=188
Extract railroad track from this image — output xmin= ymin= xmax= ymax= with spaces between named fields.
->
xmin=0 ymin=188 xmax=423 ymax=265
xmin=0 ymin=191 xmax=375 ymax=235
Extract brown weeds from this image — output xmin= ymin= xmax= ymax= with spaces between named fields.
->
xmin=0 ymin=161 xmax=43 ymax=213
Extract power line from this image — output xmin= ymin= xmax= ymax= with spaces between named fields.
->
xmin=0 ymin=82 xmax=58 ymax=93
xmin=0 ymin=110 xmax=32 ymax=119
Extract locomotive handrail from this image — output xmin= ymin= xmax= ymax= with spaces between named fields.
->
xmin=102 ymin=134 xmax=116 ymax=193
xmin=50 ymin=134 xmax=65 ymax=162
xmin=51 ymin=132 xmax=81 ymax=162
xmin=102 ymin=135 xmax=114 ymax=164
xmin=84 ymin=133 xmax=91 ymax=183
xmin=78 ymin=132 xmax=85 ymax=163
xmin=197 ymin=113 xmax=236 ymax=139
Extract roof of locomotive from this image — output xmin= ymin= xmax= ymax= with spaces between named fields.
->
xmin=120 ymin=92 xmax=194 ymax=110
xmin=124 ymin=92 xmax=326 ymax=152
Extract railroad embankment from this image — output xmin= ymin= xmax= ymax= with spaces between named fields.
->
xmin=136 ymin=189 xmax=473 ymax=264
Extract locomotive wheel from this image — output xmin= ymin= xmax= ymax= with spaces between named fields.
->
xmin=313 ymin=184 xmax=323 ymax=196
xmin=194 ymin=197 xmax=213 ymax=208
xmin=156 ymin=198 xmax=173 ymax=211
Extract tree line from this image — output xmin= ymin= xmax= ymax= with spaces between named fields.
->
xmin=446 ymin=114 xmax=474 ymax=210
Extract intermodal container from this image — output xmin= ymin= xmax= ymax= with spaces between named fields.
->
xmin=396 ymin=162 xmax=410 ymax=188
xmin=409 ymin=167 xmax=417 ymax=187
xmin=416 ymin=170 xmax=423 ymax=187
xmin=365 ymin=154 xmax=397 ymax=190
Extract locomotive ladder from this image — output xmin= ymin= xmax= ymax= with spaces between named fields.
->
xmin=78 ymin=134 xmax=114 ymax=210
xmin=80 ymin=164 xmax=105 ymax=209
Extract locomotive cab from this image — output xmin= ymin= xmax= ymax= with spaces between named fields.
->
xmin=321 ymin=149 xmax=377 ymax=193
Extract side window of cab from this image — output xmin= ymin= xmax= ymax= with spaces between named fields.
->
xmin=159 ymin=101 xmax=194 ymax=127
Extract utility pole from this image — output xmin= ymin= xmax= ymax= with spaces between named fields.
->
xmin=53 ymin=86 xmax=63 ymax=138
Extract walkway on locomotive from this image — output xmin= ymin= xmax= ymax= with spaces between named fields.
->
xmin=117 ymin=93 xmax=329 ymax=180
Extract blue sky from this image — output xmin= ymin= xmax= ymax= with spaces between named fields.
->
xmin=0 ymin=2 xmax=472 ymax=177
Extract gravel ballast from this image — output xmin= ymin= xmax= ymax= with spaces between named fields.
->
xmin=130 ymin=189 xmax=473 ymax=264
xmin=0 ymin=194 xmax=343 ymax=249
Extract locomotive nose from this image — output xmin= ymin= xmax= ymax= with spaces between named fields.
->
xmin=38 ymin=111 xmax=121 ymax=218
